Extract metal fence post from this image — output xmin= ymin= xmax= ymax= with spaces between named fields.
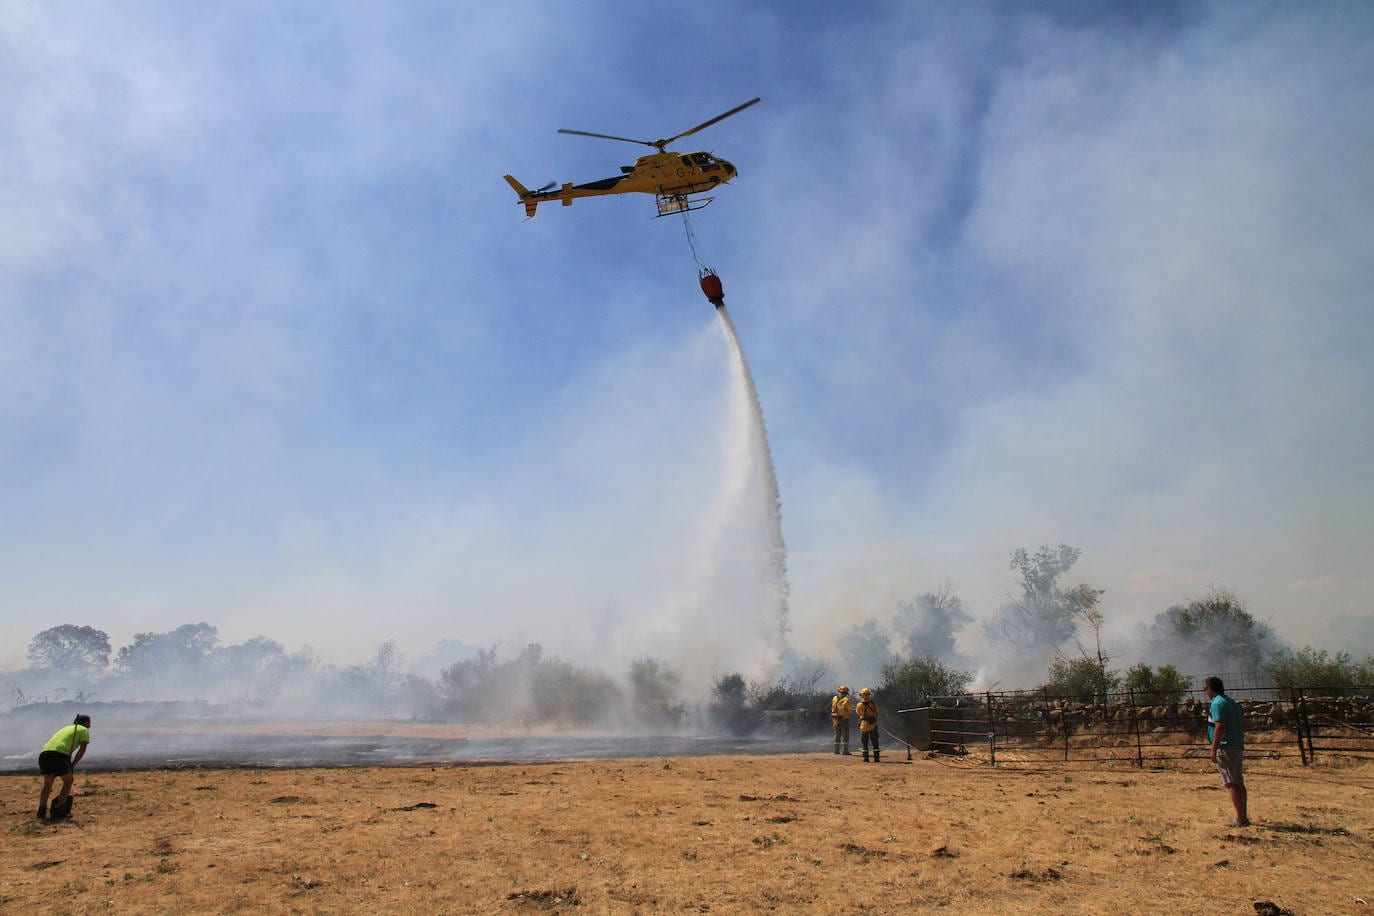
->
xmin=1289 ymin=687 xmax=1308 ymax=766
xmin=1297 ymin=687 xmax=1316 ymax=764
xmin=986 ymin=692 xmax=996 ymax=768
xmin=1129 ymin=687 xmax=1143 ymax=768
xmin=1062 ymin=699 xmax=1071 ymax=762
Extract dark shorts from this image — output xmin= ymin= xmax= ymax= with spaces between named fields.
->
xmin=1215 ymin=746 xmax=1244 ymax=786
xmin=38 ymin=750 xmax=72 ymax=777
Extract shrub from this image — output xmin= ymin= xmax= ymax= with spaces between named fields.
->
xmin=1039 ymin=657 xmax=1120 ymax=703
xmin=1123 ymin=663 xmax=1190 ymax=704
xmin=745 ymin=676 xmax=831 ymax=713
xmin=1266 ymin=647 xmax=1374 ymax=692
xmin=626 ymin=658 xmax=686 ymax=728
xmin=879 ymin=654 xmax=974 ymax=709
xmin=707 ymin=673 xmax=759 ymax=735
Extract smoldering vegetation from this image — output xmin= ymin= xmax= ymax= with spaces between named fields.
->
xmin=2 ymin=626 xmax=838 ymax=737
xmin=5 ymin=545 xmax=1370 ymax=739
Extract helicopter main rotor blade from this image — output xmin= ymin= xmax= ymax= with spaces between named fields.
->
xmin=557 ymin=128 xmax=659 ymax=149
xmin=658 ymin=97 xmax=761 ymax=147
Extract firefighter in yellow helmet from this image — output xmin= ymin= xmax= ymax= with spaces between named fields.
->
xmin=857 ymin=688 xmax=880 ymax=762
xmin=831 ymin=685 xmax=854 ymax=755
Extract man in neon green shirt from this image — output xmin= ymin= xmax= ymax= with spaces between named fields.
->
xmin=38 ymin=714 xmax=91 ymax=820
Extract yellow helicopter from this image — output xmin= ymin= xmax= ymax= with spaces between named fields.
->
xmin=504 ymin=98 xmax=760 ymax=219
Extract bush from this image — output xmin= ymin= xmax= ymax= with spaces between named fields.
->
xmin=1144 ymin=588 xmax=1282 ymax=676
xmin=626 ymin=658 xmax=686 ymax=728
xmin=438 ymin=646 xmax=501 ymax=722
xmin=436 ymin=643 xmax=627 ymax=726
xmin=707 ymin=673 xmax=759 ymax=735
xmin=879 ymin=654 xmax=974 ymax=709
xmin=1039 ymin=657 xmax=1120 ymax=703
xmin=1123 ymin=663 xmax=1190 ymax=704
xmin=745 ymin=676 xmax=831 ymax=713
xmin=1266 ymin=647 xmax=1374 ymax=692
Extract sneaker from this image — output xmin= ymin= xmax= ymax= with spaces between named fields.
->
xmin=1227 ymin=818 xmax=1251 ymax=827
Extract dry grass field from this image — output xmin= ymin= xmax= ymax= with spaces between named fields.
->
xmin=3 ymin=746 xmax=1371 ymax=914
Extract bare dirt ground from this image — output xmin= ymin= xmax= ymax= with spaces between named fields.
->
xmin=3 ymin=747 xmax=1371 ymax=914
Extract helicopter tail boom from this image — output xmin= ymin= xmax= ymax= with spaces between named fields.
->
xmin=504 ymin=175 xmax=542 ymax=217
xmin=505 ymin=175 xmax=580 ymax=217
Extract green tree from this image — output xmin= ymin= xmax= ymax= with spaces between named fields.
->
xmin=708 ymin=673 xmax=758 ymax=735
xmin=879 ymin=653 xmax=974 ymax=708
xmin=27 ymin=625 xmax=111 ymax=679
xmin=1123 ymin=663 xmax=1190 ymax=704
xmin=1266 ymin=647 xmax=1374 ymax=690
xmin=114 ymin=623 xmax=220 ymax=688
xmin=985 ymin=545 xmax=1103 ymax=654
xmin=1144 ymin=588 xmax=1280 ymax=675
xmin=339 ymin=640 xmax=405 ymax=713
xmin=541 ymin=665 xmax=620 ymax=726
xmin=436 ymin=643 xmax=623 ymax=725
xmin=439 ymin=644 xmax=501 ymax=719
xmin=1040 ymin=657 xmax=1121 ymax=703
xmin=1059 ymin=582 xmax=1109 ymax=670
xmin=746 ymin=674 xmax=832 ymax=712
xmin=627 ymin=657 xmax=684 ymax=727
xmin=984 ymin=545 xmax=1111 ymax=692
xmin=213 ymin=636 xmax=293 ymax=704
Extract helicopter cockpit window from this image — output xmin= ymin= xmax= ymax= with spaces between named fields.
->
xmin=681 ymin=156 xmax=693 ymax=168
xmin=691 ymin=153 xmax=713 ymax=166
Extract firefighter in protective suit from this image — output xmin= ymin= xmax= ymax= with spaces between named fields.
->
xmin=857 ymin=688 xmax=880 ymax=762
xmin=831 ymin=685 xmax=854 ymax=755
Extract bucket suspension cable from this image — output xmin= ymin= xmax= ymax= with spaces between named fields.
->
xmin=683 ymin=209 xmax=725 ymax=307
xmin=681 ymin=209 xmax=707 ymax=273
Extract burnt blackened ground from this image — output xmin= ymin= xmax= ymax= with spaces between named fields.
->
xmin=1 ymin=727 xmax=817 ymax=771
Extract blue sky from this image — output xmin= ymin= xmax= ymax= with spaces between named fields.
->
xmin=3 ymin=2 xmax=1372 ymax=677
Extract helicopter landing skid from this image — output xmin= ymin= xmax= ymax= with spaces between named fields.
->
xmin=656 ymin=193 xmax=713 ymax=217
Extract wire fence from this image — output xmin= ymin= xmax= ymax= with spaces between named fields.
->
xmin=896 ymin=684 xmax=1374 ymax=768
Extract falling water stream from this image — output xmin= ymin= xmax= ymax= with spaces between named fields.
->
xmin=714 ymin=304 xmax=791 ymax=655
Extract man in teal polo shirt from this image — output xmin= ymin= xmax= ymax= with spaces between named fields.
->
xmin=1204 ymin=677 xmax=1248 ymax=827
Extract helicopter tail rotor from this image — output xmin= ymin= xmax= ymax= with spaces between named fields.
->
xmin=504 ymin=175 xmax=551 ymax=218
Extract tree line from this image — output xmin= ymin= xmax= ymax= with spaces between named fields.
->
xmin=6 ymin=544 xmax=1370 ymax=725
xmin=830 ymin=543 xmax=1372 ymax=708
